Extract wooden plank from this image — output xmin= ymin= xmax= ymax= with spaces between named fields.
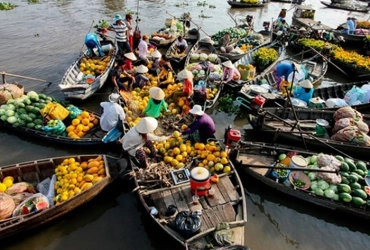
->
xmin=206 ymin=184 xmax=226 ymax=207
xmin=201 ymin=213 xmax=212 ymax=231
xmin=216 ymin=180 xmax=231 ymax=203
xmin=180 ymin=186 xmax=202 ymax=211
xmin=171 ymin=187 xmax=190 ymax=212
xmin=214 ymin=205 xmax=226 ymax=222
xmin=199 ymin=196 xmax=209 ymax=209
xmin=222 ymin=203 xmax=236 ymax=222
xmin=161 ymin=190 xmax=176 ymax=210
xmin=204 ymin=208 xmax=221 ymax=228
xmin=219 ymin=176 xmax=239 ymax=202
xmin=151 ymin=192 xmax=167 ymax=218
xmin=238 ymin=153 xmax=273 ymax=176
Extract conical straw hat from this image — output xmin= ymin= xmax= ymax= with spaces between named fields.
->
xmin=177 ymin=69 xmax=193 ymax=80
xmin=136 ymin=65 xmax=148 ymax=73
xmin=124 ymin=52 xmax=137 ymax=61
xmin=222 ymin=60 xmax=234 ymax=68
xmin=149 ymin=87 xmax=165 ymax=100
xmin=151 ymin=50 xmax=162 ymax=58
xmin=135 ymin=117 xmax=158 ymax=134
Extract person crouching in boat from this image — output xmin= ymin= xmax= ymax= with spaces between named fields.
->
xmin=121 ymin=117 xmax=169 ymax=168
xmin=273 ymin=62 xmax=301 ymax=91
xmin=293 ymin=79 xmax=313 ymax=105
xmin=158 ymin=64 xmax=174 ymax=89
xmin=132 ymin=65 xmax=150 ymax=90
xmin=142 ymin=87 xmax=168 ymax=118
xmin=148 ymin=50 xmax=162 ymax=75
xmin=100 ymin=93 xmax=126 ymax=132
xmin=85 ymin=33 xmax=104 ymax=57
xmin=172 ymin=69 xmax=193 ymax=105
xmin=221 ymin=60 xmax=240 ymax=84
xmin=182 ymin=105 xmax=216 ymax=144
xmin=122 ymin=52 xmax=137 ymax=72
xmin=111 ymin=59 xmax=135 ymax=91
xmin=174 ymin=36 xmax=188 ymax=54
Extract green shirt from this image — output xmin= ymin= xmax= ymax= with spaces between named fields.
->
xmin=143 ymin=98 xmax=168 ymax=118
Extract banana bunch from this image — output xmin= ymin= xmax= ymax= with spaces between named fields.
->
xmin=239 ymin=44 xmax=254 ymax=53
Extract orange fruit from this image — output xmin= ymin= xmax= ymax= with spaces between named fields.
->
xmin=81 ymin=118 xmax=90 ymax=125
xmin=81 ymin=111 xmax=89 ymax=118
xmin=93 ymin=118 xmax=99 ymax=125
xmin=72 ymin=119 xmax=80 ymax=126
xmin=66 ymin=125 xmax=75 ymax=133
xmin=88 ymin=123 xmax=94 ymax=128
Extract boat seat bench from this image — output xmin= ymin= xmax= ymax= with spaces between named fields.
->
xmin=151 ymin=175 xmax=238 ymax=231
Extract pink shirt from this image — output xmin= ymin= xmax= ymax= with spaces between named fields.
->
xmin=222 ymin=67 xmax=240 ymax=82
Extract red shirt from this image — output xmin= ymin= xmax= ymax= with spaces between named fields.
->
xmin=184 ymin=79 xmax=193 ymax=96
xmin=123 ymin=59 xmax=133 ymax=71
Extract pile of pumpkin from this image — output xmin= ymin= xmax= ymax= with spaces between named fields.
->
xmin=79 ymin=56 xmax=112 ymax=76
xmin=65 ymin=111 xmax=99 ymax=139
xmin=54 ymin=156 xmax=106 ymax=204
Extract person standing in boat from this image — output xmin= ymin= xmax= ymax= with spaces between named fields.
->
xmin=182 ymin=105 xmax=216 ymax=144
xmin=172 ymin=69 xmax=193 ymax=105
xmin=219 ymin=32 xmax=232 ymax=53
xmin=133 ymin=65 xmax=150 ymax=89
xmin=174 ymin=36 xmax=188 ymax=54
xmin=109 ymin=14 xmax=131 ymax=57
xmin=137 ymin=34 xmax=150 ymax=65
xmin=277 ymin=8 xmax=287 ymax=21
xmin=100 ymin=93 xmax=126 ymax=132
xmin=221 ymin=60 xmax=241 ymax=84
xmin=121 ymin=117 xmax=168 ymax=168
xmin=292 ymin=79 xmax=314 ymax=104
xmin=142 ymin=87 xmax=168 ymax=118
xmin=124 ymin=14 xmax=134 ymax=51
xmin=84 ymin=33 xmax=104 ymax=57
xmin=111 ymin=59 xmax=135 ymax=91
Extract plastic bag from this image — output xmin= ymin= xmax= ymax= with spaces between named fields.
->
xmin=0 ymin=82 xmax=24 ymax=105
xmin=344 ymin=86 xmax=366 ymax=105
xmin=325 ymin=98 xmax=348 ymax=108
xmin=0 ymin=193 xmax=15 ymax=220
xmin=333 ymin=107 xmax=363 ymax=122
xmin=333 ymin=118 xmax=369 ymax=134
xmin=67 ymin=105 xmax=82 ymax=119
xmin=331 ymin=126 xmax=370 ymax=145
xmin=36 ymin=174 xmax=56 ymax=206
xmin=361 ymin=84 xmax=370 ymax=103
xmin=42 ymin=119 xmax=66 ymax=136
xmin=174 ymin=211 xmax=201 ymax=238
xmin=40 ymin=102 xmax=70 ymax=121
xmin=12 ymin=193 xmax=50 ymax=216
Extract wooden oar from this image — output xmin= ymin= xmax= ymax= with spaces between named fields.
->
xmin=241 ymin=163 xmax=338 ymax=174
xmin=0 ymin=71 xmax=52 ymax=86
xmin=308 ymin=46 xmax=349 ymax=77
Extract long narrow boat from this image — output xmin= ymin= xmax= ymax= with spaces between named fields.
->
xmin=227 ymin=39 xmax=285 ymax=91
xmin=227 ymin=1 xmax=266 ymax=8
xmin=165 ymin=29 xmax=200 ymax=65
xmin=0 ymin=154 xmax=119 ymax=240
xmin=184 ymin=40 xmax=224 ymax=110
xmin=238 ymin=53 xmax=328 ymax=106
xmin=149 ymin=29 xmax=178 ymax=48
xmin=228 ymin=141 xmax=370 ymax=220
xmin=130 ymin=151 xmax=247 ymax=249
xmin=246 ymin=106 xmax=370 ymax=160
xmin=320 ymin=1 xmax=369 ymax=13
xmin=59 ymin=38 xmax=117 ymax=101
xmin=330 ymin=57 xmax=370 ymax=80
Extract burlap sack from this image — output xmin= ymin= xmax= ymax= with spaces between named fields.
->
xmin=0 ymin=82 xmax=24 ymax=105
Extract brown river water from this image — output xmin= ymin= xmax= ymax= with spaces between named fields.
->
xmin=1 ymin=0 xmax=370 ymax=249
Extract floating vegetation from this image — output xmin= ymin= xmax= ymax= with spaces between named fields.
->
xmin=209 ymin=4 xmax=216 ymax=8
xmin=175 ymin=2 xmax=189 ymax=7
xmin=199 ymin=10 xmax=211 ymax=19
xmin=124 ymin=9 xmax=138 ymax=15
xmin=197 ymin=1 xmax=208 ymax=6
xmin=217 ymin=94 xmax=241 ymax=116
xmin=0 ymin=2 xmax=18 ymax=10
xmin=28 ymin=0 xmax=39 ymax=3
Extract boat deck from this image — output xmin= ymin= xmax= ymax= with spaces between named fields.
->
xmin=151 ymin=174 xmax=240 ymax=232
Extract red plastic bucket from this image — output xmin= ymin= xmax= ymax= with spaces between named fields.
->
xmin=190 ymin=167 xmax=211 ymax=196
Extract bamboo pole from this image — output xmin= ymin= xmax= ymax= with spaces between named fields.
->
xmin=0 ymin=71 xmax=52 ymax=85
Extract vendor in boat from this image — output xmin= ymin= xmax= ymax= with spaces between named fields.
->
xmin=292 ymin=79 xmax=314 ymax=104
xmin=109 ymin=14 xmax=131 ymax=57
xmin=277 ymin=8 xmax=287 ymax=21
xmin=121 ymin=117 xmax=168 ymax=168
xmin=158 ymin=54 xmax=173 ymax=71
xmin=158 ymin=64 xmax=174 ymax=89
xmin=275 ymin=19 xmax=289 ymax=32
xmin=142 ymin=87 xmax=168 ymax=118
xmin=84 ymin=33 xmax=104 ymax=57
xmin=172 ymin=69 xmax=193 ymax=105
xmin=111 ymin=59 xmax=135 ymax=91
xmin=273 ymin=62 xmax=301 ymax=90
xmin=137 ymin=34 xmax=150 ymax=65
xmin=174 ymin=36 xmax=188 ymax=54
xmin=100 ymin=93 xmax=126 ymax=132
xmin=124 ymin=14 xmax=134 ymax=51
xmin=219 ymin=32 xmax=232 ymax=53
xmin=297 ymin=27 xmax=307 ymax=39
xmin=182 ymin=104 xmax=216 ymax=144
xmin=345 ymin=17 xmax=355 ymax=35
xmin=133 ymin=65 xmax=150 ymax=90
xmin=122 ymin=52 xmax=137 ymax=72
xmin=148 ymin=50 xmax=162 ymax=75
xmin=221 ymin=60 xmax=241 ymax=84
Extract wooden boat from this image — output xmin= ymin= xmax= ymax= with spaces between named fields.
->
xmin=165 ymin=28 xmax=200 ymax=64
xmin=330 ymin=57 xmax=370 ymax=80
xmin=149 ymin=28 xmax=178 ymax=48
xmin=238 ymin=53 xmax=328 ymax=105
xmin=246 ymin=106 xmax=370 ymax=160
xmin=227 ymin=1 xmax=266 ymax=8
xmin=228 ymin=141 xmax=370 ymax=221
xmin=184 ymin=40 xmax=224 ymax=110
xmin=130 ymin=154 xmax=247 ymax=249
xmin=59 ymin=39 xmax=117 ymax=101
xmin=0 ymin=154 xmax=120 ymax=240
xmin=320 ymin=1 xmax=369 ymax=13
xmin=0 ymin=109 xmax=130 ymax=147
xmin=227 ymin=39 xmax=285 ymax=91
xmin=333 ymin=31 xmax=366 ymax=47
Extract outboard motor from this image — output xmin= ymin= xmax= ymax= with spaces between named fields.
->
xmin=224 ymin=125 xmax=241 ymax=148
xmin=250 ymin=95 xmax=266 ymax=111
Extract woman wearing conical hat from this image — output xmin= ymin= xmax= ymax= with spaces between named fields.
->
xmin=221 ymin=60 xmax=240 ymax=84
xmin=172 ymin=69 xmax=194 ymax=105
xmin=132 ymin=65 xmax=150 ymax=89
xmin=142 ymin=87 xmax=168 ymax=118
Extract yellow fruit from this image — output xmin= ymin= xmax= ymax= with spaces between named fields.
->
xmin=181 ymin=124 xmax=188 ymax=130
xmin=176 ymin=154 xmax=183 ymax=162
xmin=3 ymin=176 xmax=14 ymax=182
xmin=223 ymin=166 xmax=231 ymax=173
xmin=198 ymin=143 xmax=205 ymax=151
xmin=68 ymin=158 xmax=76 ymax=165
xmin=98 ymin=168 xmax=106 ymax=176
xmin=207 ymin=154 xmax=215 ymax=162
xmin=87 ymin=161 xmax=99 ymax=169
xmin=221 ymin=157 xmax=228 ymax=165
xmin=84 ymin=174 xmax=94 ymax=182
xmin=72 ymin=119 xmax=80 ymax=126
xmin=92 ymin=176 xmax=103 ymax=184
xmin=87 ymin=167 xmax=99 ymax=174
xmin=3 ymin=179 xmax=13 ymax=188
xmin=81 ymin=111 xmax=90 ymax=118
xmin=171 ymin=159 xmax=179 ymax=167
xmin=81 ymin=182 xmax=93 ymax=191
xmin=0 ymin=183 xmax=7 ymax=192
xmin=173 ymin=131 xmax=181 ymax=138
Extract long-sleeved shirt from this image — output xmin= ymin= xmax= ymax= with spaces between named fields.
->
xmin=100 ymin=102 xmax=126 ymax=132
xmin=138 ymin=39 xmax=149 ymax=59
xmin=346 ymin=19 xmax=355 ymax=33
xmin=275 ymin=63 xmax=294 ymax=80
xmin=222 ymin=67 xmax=241 ymax=83
xmin=182 ymin=113 xmax=216 ymax=137
xmin=85 ymin=33 xmax=104 ymax=56
xmin=143 ymin=98 xmax=168 ymax=118
xmin=122 ymin=127 xmax=168 ymax=156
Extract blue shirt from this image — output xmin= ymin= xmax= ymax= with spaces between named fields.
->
xmin=85 ymin=33 xmax=104 ymax=56
xmin=275 ymin=63 xmax=294 ymax=80
xmin=293 ymin=86 xmax=314 ymax=104
xmin=346 ymin=20 xmax=355 ymax=33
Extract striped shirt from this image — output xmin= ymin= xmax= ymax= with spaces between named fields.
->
xmin=110 ymin=22 xmax=128 ymax=42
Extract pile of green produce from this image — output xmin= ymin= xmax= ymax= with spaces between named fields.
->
xmin=212 ymin=27 xmax=248 ymax=46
